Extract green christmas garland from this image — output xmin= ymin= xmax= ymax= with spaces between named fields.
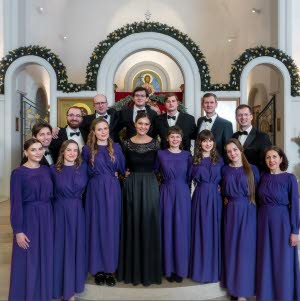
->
xmin=0 ymin=24 xmax=299 ymax=96
xmin=209 ymin=46 xmax=300 ymax=96
xmin=86 ymin=21 xmax=211 ymax=91
xmin=0 ymin=45 xmax=88 ymax=93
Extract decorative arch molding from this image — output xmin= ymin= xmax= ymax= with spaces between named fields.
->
xmin=240 ymin=56 xmax=291 ymax=150
xmin=97 ymin=32 xmax=201 ymax=115
xmin=87 ymin=22 xmax=210 ymax=93
xmin=1 ymin=55 xmax=58 ymax=196
xmin=0 ymin=46 xmax=74 ymax=93
xmin=123 ymin=61 xmax=171 ymax=91
xmin=228 ymin=46 xmax=300 ymax=96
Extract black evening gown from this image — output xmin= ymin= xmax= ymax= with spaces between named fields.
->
xmin=117 ymin=139 xmax=162 ymax=286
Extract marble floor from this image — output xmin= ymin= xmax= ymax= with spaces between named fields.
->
xmin=1 ymin=200 xmax=299 ymax=300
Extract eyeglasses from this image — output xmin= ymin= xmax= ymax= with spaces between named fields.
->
xmin=67 ymin=114 xmax=82 ymax=118
xmin=134 ymin=94 xmax=147 ymax=98
xmin=94 ymin=102 xmax=108 ymax=105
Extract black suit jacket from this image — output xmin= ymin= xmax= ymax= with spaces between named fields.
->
xmin=50 ymin=127 xmax=88 ymax=164
xmin=196 ymin=115 xmax=233 ymax=157
xmin=153 ymin=112 xmax=196 ymax=151
xmin=118 ymin=106 xmax=157 ymax=139
xmin=232 ymin=127 xmax=271 ymax=169
xmin=81 ymin=108 xmax=120 ymax=142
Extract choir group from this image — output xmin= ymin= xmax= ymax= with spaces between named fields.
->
xmin=8 ymin=88 xmax=300 ymax=301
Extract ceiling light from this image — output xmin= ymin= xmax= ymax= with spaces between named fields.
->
xmin=251 ymin=8 xmax=261 ymax=14
xmin=227 ymin=37 xmax=236 ymax=43
xmin=37 ymin=7 xmax=44 ymax=14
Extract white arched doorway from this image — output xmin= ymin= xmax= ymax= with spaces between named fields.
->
xmin=97 ymin=32 xmax=201 ymax=117
xmin=2 ymin=55 xmax=57 ymax=196
xmin=240 ymin=56 xmax=291 ymax=153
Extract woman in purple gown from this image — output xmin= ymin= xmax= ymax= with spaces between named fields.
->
xmin=221 ymin=138 xmax=259 ymax=301
xmin=155 ymin=126 xmax=192 ymax=282
xmin=190 ymin=130 xmax=224 ymax=283
xmin=82 ymin=117 xmax=125 ymax=287
xmin=256 ymin=146 xmax=300 ymax=301
xmin=51 ymin=139 xmax=88 ymax=300
xmin=9 ymin=138 xmax=53 ymax=301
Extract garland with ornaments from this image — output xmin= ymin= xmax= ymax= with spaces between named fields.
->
xmin=0 ymin=23 xmax=299 ymax=96
xmin=86 ymin=21 xmax=211 ymax=91
xmin=209 ymin=46 xmax=300 ymax=96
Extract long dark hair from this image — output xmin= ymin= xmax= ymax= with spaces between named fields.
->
xmin=225 ymin=138 xmax=256 ymax=203
xmin=193 ymin=130 xmax=219 ymax=165
xmin=55 ymin=139 xmax=82 ymax=171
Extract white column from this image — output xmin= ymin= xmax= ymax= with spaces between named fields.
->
xmin=3 ymin=0 xmax=26 ymax=54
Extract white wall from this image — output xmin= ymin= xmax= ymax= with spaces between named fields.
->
xmin=23 ymin=0 xmax=276 ymax=85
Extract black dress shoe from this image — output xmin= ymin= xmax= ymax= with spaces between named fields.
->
xmin=172 ymin=273 xmax=183 ymax=283
xmin=95 ymin=272 xmax=105 ymax=285
xmin=166 ymin=275 xmax=174 ymax=282
xmin=105 ymin=273 xmax=116 ymax=287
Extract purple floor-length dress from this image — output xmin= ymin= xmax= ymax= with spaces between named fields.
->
xmin=221 ymin=165 xmax=259 ymax=298
xmin=190 ymin=157 xmax=224 ymax=283
xmin=9 ymin=165 xmax=53 ymax=301
xmin=155 ymin=149 xmax=192 ymax=278
xmin=82 ymin=143 xmax=125 ymax=274
xmin=256 ymin=172 xmax=300 ymax=301
xmin=51 ymin=163 xmax=88 ymax=299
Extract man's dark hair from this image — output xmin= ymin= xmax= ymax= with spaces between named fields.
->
xmin=31 ymin=122 xmax=52 ymax=137
xmin=235 ymin=104 xmax=253 ymax=115
xmin=132 ymin=86 xmax=149 ymax=98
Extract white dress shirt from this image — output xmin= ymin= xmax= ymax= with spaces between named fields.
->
xmin=238 ymin=125 xmax=252 ymax=146
xmin=66 ymin=126 xmax=85 ymax=150
xmin=167 ymin=111 xmax=179 ymax=127
xmin=44 ymin=149 xmax=54 ymax=165
xmin=133 ymin=105 xmax=146 ymax=122
xmin=96 ymin=112 xmax=111 ymax=125
xmin=199 ymin=113 xmax=218 ymax=132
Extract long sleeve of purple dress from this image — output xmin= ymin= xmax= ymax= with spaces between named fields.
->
xmin=289 ymin=174 xmax=300 ymax=234
xmin=10 ymin=170 xmax=24 ymax=234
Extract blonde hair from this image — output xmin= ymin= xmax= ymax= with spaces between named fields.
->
xmin=87 ymin=117 xmax=115 ymax=166
xmin=225 ymin=138 xmax=256 ymax=203
xmin=55 ymin=139 xmax=82 ymax=171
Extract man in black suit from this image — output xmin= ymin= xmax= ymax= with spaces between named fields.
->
xmin=81 ymin=94 xmax=120 ymax=141
xmin=118 ymin=87 xmax=157 ymax=139
xmin=153 ymin=93 xmax=196 ymax=151
xmin=233 ymin=104 xmax=271 ymax=169
xmin=50 ymin=106 xmax=88 ymax=163
xmin=195 ymin=93 xmax=233 ymax=157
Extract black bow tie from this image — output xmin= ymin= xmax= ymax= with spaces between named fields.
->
xmin=99 ymin=114 xmax=108 ymax=119
xmin=238 ymin=131 xmax=248 ymax=136
xmin=44 ymin=151 xmax=51 ymax=156
xmin=204 ymin=117 xmax=212 ymax=123
xmin=167 ymin=115 xmax=176 ymax=120
xmin=137 ymin=109 xmax=146 ymax=113
xmin=70 ymin=132 xmax=80 ymax=137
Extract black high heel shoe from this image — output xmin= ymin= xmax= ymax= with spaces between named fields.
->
xmin=94 ymin=272 xmax=106 ymax=285
xmin=105 ymin=273 xmax=116 ymax=287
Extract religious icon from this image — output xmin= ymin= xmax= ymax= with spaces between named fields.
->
xmin=141 ymin=74 xmax=155 ymax=95
xmin=133 ymin=71 xmax=162 ymax=93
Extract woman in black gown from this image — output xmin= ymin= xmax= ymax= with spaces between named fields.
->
xmin=117 ymin=112 xmax=162 ymax=286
